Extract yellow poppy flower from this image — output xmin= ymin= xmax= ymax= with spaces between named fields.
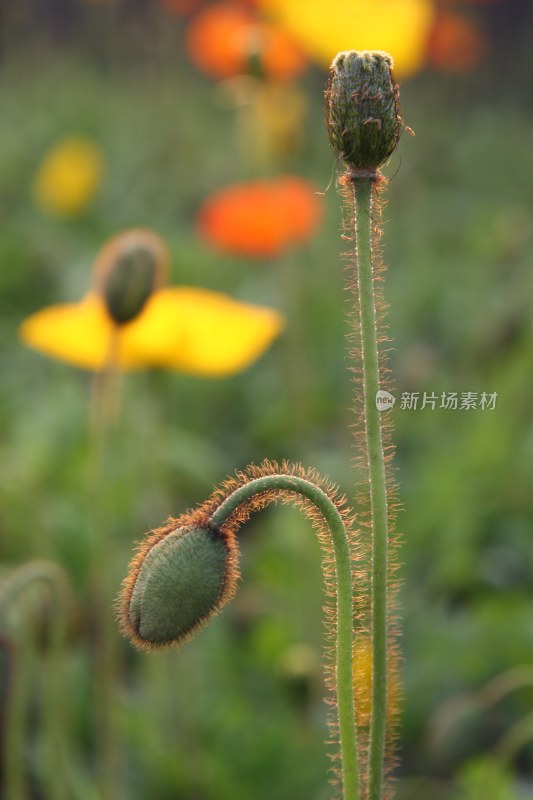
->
xmin=259 ymin=0 xmax=435 ymax=78
xmin=19 ymin=230 xmax=284 ymax=376
xmin=33 ymin=137 xmax=104 ymax=217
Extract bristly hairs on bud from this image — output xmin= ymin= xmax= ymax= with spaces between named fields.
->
xmin=326 ymin=50 xmax=403 ymax=800
xmin=120 ymin=520 xmax=240 ymax=651
xmin=325 ymin=50 xmax=402 ymax=176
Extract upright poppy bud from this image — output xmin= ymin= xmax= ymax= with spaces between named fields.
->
xmin=94 ymin=229 xmax=169 ymax=326
xmin=325 ymin=50 xmax=402 ymax=173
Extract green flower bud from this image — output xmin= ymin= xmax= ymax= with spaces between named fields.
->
xmin=325 ymin=50 xmax=401 ymax=173
xmin=125 ymin=525 xmax=237 ymax=648
xmin=103 ymin=246 xmax=156 ymax=325
xmin=94 ymin=229 xmax=169 ymax=326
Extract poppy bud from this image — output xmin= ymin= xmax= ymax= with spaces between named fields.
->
xmin=123 ymin=524 xmax=238 ymax=648
xmin=325 ymin=50 xmax=402 ymax=173
xmin=94 ymin=229 xmax=169 ymax=326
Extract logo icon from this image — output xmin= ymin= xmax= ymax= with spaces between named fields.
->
xmin=376 ymin=390 xmax=395 ymax=411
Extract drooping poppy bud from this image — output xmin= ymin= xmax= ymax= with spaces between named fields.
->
xmin=94 ymin=229 xmax=169 ymax=326
xmin=325 ymin=50 xmax=402 ymax=173
xmin=122 ymin=523 xmax=238 ymax=649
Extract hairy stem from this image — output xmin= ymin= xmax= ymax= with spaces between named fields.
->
xmin=210 ymin=473 xmax=360 ymax=800
xmin=353 ymin=176 xmax=389 ymax=800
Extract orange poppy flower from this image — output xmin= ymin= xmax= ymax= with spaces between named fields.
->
xmin=20 ymin=230 xmax=284 ymax=375
xmin=198 ymin=177 xmax=322 ymax=259
xmin=185 ymin=2 xmax=307 ymax=81
xmin=427 ymin=11 xmax=487 ymax=72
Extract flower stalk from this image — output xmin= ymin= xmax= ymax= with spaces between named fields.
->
xmin=88 ymin=230 xmax=172 ymax=800
xmin=352 ymin=175 xmax=390 ymax=800
xmin=326 ymin=50 xmax=402 ymax=800
xmin=119 ymin=48 xmax=404 ymax=800
xmin=119 ymin=463 xmax=360 ymax=799
xmin=209 ymin=473 xmax=360 ymax=799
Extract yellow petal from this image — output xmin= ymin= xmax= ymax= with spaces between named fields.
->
xmin=33 ymin=137 xmax=103 ymax=217
xmin=260 ymin=0 xmax=435 ymax=78
xmin=20 ymin=288 xmax=283 ymax=375
xmin=20 ymin=295 xmax=144 ymax=371
xmin=123 ymin=287 xmax=284 ymax=376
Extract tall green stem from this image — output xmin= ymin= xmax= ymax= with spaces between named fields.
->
xmin=353 ymin=176 xmax=389 ymax=800
xmin=326 ymin=48 xmax=401 ymax=799
xmin=210 ymin=473 xmax=360 ymax=800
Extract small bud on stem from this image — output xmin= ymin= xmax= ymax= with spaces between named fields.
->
xmin=325 ymin=50 xmax=401 ymax=174
xmin=326 ymin=49 xmax=403 ymax=800
xmin=125 ymin=524 xmax=238 ymax=648
xmin=94 ymin=229 xmax=169 ymax=326
xmin=119 ymin=462 xmax=361 ymax=798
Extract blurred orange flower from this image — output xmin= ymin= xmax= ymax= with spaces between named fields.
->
xmin=427 ymin=11 xmax=488 ymax=72
xmin=20 ymin=230 xmax=284 ymax=375
xmin=198 ymin=177 xmax=322 ymax=258
xmin=185 ymin=2 xmax=307 ymax=81
xmin=258 ymin=0 xmax=435 ymax=78
xmin=33 ymin=137 xmax=104 ymax=218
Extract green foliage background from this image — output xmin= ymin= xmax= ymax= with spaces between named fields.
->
xmin=1 ymin=7 xmax=533 ymax=799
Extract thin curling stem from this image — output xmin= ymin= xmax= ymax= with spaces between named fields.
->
xmin=352 ymin=177 xmax=389 ymax=800
xmin=210 ymin=474 xmax=360 ymax=800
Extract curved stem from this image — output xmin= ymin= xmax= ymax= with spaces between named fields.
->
xmin=495 ymin=710 xmax=533 ymax=766
xmin=210 ymin=473 xmax=360 ymax=800
xmin=352 ymin=176 xmax=389 ymax=800
xmin=0 ymin=560 xmax=72 ymax=620
xmin=0 ymin=561 xmax=73 ymax=800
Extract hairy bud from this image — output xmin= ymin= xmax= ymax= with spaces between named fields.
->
xmin=325 ymin=50 xmax=401 ymax=173
xmin=121 ymin=524 xmax=238 ymax=649
xmin=94 ymin=229 xmax=169 ymax=325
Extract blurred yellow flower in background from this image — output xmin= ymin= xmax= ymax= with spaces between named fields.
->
xmin=258 ymin=0 xmax=435 ymax=78
xmin=33 ymin=136 xmax=104 ymax=217
xmin=19 ymin=230 xmax=284 ymax=375
xmin=352 ymin=636 xmax=401 ymax=730
xmin=222 ymin=77 xmax=308 ymax=166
